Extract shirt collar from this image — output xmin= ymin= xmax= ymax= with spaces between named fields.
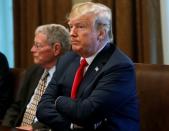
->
xmin=81 ymin=43 xmax=107 ymax=66
xmin=45 ymin=65 xmax=56 ymax=77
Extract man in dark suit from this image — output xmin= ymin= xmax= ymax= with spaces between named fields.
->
xmin=2 ymin=24 xmax=70 ymax=130
xmin=37 ymin=2 xmax=140 ymax=131
xmin=0 ymin=52 xmax=12 ymax=120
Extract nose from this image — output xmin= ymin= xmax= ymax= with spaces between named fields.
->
xmin=30 ymin=45 xmax=36 ymax=52
xmin=70 ymin=27 xmax=77 ymax=37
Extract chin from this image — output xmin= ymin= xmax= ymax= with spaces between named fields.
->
xmin=33 ymin=59 xmax=40 ymax=64
xmin=72 ymin=46 xmax=80 ymax=52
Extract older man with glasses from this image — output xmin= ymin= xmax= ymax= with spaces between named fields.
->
xmin=2 ymin=24 xmax=70 ymax=131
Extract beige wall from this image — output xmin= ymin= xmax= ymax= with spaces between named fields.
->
xmin=160 ymin=0 xmax=169 ymax=64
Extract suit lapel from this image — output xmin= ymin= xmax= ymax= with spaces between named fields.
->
xmin=77 ymin=43 xmax=116 ymax=98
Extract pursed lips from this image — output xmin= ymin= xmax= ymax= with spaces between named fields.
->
xmin=71 ymin=40 xmax=79 ymax=45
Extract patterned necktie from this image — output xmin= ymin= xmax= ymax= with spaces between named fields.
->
xmin=21 ymin=70 xmax=49 ymax=126
xmin=71 ymin=58 xmax=88 ymax=99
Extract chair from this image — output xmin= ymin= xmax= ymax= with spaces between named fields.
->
xmin=135 ymin=63 xmax=169 ymax=131
xmin=8 ymin=68 xmax=25 ymax=98
xmin=0 ymin=68 xmax=24 ymax=123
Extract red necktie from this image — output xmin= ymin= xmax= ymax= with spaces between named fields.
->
xmin=71 ymin=58 xmax=88 ymax=99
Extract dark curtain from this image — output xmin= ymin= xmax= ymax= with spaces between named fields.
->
xmin=13 ymin=0 xmax=163 ymax=67
xmin=93 ymin=0 xmax=163 ymax=64
xmin=13 ymin=0 xmax=72 ymax=68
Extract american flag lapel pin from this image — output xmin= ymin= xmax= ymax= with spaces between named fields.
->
xmin=95 ymin=66 xmax=99 ymax=72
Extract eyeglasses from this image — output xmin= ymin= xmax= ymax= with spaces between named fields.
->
xmin=33 ymin=42 xmax=48 ymax=49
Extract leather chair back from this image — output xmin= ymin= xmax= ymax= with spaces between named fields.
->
xmin=135 ymin=63 xmax=169 ymax=131
xmin=8 ymin=68 xmax=25 ymax=99
xmin=0 ymin=68 xmax=24 ymax=123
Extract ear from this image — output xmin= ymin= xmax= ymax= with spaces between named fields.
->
xmin=52 ymin=42 xmax=62 ymax=56
xmin=97 ymin=29 xmax=106 ymax=41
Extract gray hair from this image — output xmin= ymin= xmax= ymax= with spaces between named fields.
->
xmin=35 ymin=24 xmax=71 ymax=54
xmin=68 ymin=2 xmax=113 ymax=42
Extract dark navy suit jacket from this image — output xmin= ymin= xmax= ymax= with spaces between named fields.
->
xmin=37 ymin=44 xmax=140 ymax=131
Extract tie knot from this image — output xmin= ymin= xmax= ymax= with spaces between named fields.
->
xmin=80 ymin=58 xmax=88 ymax=67
xmin=42 ymin=70 xmax=49 ymax=80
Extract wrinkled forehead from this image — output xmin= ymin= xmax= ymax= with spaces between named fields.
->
xmin=68 ymin=13 xmax=95 ymax=26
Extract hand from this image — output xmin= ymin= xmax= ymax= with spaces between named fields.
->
xmin=16 ymin=125 xmax=33 ymax=131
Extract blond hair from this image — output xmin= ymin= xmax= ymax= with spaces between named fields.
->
xmin=68 ymin=2 xmax=113 ymax=42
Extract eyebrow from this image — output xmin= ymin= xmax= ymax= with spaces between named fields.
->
xmin=68 ymin=19 xmax=89 ymax=25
